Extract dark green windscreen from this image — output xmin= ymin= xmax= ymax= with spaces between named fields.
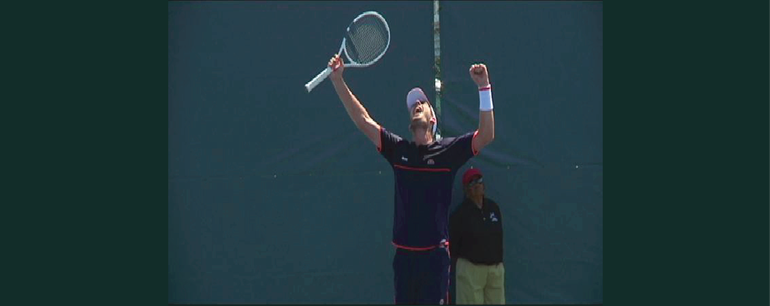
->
xmin=168 ymin=1 xmax=602 ymax=303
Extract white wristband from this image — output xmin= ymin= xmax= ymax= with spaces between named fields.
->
xmin=479 ymin=85 xmax=493 ymax=111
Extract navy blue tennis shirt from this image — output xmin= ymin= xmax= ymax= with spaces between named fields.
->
xmin=378 ymin=127 xmax=478 ymax=249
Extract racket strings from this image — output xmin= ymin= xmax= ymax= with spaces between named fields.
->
xmin=345 ymin=16 xmax=389 ymax=65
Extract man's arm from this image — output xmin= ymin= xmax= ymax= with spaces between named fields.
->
xmin=469 ymin=64 xmax=495 ymax=153
xmin=328 ymin=54 xmax=381 ymax=147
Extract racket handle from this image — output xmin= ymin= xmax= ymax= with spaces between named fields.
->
xmin=305 ymin=67 xmax=333 ymax=92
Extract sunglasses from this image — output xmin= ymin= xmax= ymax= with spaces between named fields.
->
xmin=468 ymin=177 xmax=483 ymax=187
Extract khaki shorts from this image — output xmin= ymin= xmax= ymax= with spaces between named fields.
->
xmin=455 ymin=257 xmax=505 ymax=304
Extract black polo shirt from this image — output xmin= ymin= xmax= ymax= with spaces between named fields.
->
xmin=378 ymin=127 xmax=477 ymax=249
xmin=449 ymin=197 xmax=504 ymax=265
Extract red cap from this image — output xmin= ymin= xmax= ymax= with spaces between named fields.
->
xmin=462 ymin=168 xmax=483 ymax=186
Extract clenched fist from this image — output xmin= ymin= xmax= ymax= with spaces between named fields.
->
xmin=469 ymin=63 xmax=490 ymax=89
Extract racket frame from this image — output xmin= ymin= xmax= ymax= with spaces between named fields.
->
xmin=305 ymin=11 xmax=390 ymax=92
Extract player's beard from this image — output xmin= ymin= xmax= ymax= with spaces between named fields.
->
xmin=409 ymin=117 xmax=431 ymax=133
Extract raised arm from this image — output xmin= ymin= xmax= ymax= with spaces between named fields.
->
xmin=469 ymin=63 xmax=495 ymax=153
xmin=328 ymin=54 xmax=381 ymax=147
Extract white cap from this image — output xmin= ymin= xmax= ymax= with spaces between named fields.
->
xmin=406 ymin=87 xmax=429 ymax=110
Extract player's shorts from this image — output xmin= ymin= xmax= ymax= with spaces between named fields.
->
xmin=392 ymin=241 xmax=450 ymax=304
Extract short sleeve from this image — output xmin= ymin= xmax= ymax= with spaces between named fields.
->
xmin=378 ymin=127 xmax=403 ymax=164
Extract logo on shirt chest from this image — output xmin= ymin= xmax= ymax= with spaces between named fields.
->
xmin=401 ymin=155 xmax=435 ymax=165
xmin=422 ymin=153 xmax=437 ymax=165
xmin=490 ymin=212 xmax=498 ymax=222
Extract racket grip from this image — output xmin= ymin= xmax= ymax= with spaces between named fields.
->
xmin=305 ymin=67 xmax=333 ymax=92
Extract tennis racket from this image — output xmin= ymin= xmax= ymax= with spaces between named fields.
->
xmin=304 ymin=11 xmax=391 ymax=92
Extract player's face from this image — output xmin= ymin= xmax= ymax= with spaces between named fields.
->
xmin=410 ymin=100 xmax=433 ymax=127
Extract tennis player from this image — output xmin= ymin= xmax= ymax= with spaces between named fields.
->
xmin=327 ymin=54 xmax=496 ymax=304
